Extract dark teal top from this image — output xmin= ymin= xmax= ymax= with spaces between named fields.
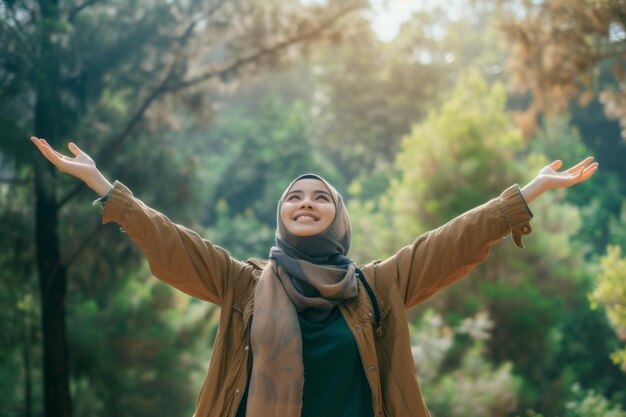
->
xmin=299 ymin=307 xmax=374 ymax=417
xmin=236 ymin=307 xmax=374 ymax=417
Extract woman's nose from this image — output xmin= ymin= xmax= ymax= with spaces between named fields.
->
xmin=300 ymin=197 xmax=314 ymax=208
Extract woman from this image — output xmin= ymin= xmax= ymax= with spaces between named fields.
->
xmin=31 ymin=136 xmax=598 ymax=417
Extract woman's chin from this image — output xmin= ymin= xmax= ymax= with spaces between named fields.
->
xmin=288 ymin=225 xmax=323 ymax=237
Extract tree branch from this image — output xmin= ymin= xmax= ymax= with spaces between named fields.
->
xmin=595 ymin=47 xmax=626 ymax=64
xmin=67 ymin=0 xmax=108 ymax=23
xmin=56 ymin=74 xmax=168 ymax=209
xmin=61 ymin=221 xmax=103 ymax=268
xmin=57 ymin=3 xmax=213 ymax=209
xmin=57 ymin=2 xmax=362 ymax=209
xmin=165 ymin=4 xmax=360 ymax=92
xmin=4 ymin=4 xmax=35 ymax=57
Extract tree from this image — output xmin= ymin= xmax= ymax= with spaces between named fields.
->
xmin=411 ymin=310 xmax=522 ymax=417
xmin=495 ymin=0 xmax=626 ymax=138
xmin=590 ymin=245 xmax=626 ymax=372
xmin=309 ymin=5 xmax=510 ymax=182
xmin=349 ymin=69 xmax=524 ymax=263
xmin=348 ymin=70 xmax=600 ymax=415
xmin=200 ymin=96 xmax=340 ymax=259
xmin=0 ymin=0 xmax=365 ymax=414
xmin=529 ymin=115 xmax=623 ymax=252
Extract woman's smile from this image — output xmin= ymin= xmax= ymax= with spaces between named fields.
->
xmin=293 ymin=213 xmax=319 ymax=222
xmin=280 ymin=178 xmax=336 ymax=236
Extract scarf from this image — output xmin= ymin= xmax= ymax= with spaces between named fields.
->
xmin=246 ymin=174 xmax=358 ymax=417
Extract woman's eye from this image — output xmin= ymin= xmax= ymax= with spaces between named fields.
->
xmin=287 ymin=195 xmax=300 ymax=201
xmin=316 ymin=196 xmax=329 ymax=201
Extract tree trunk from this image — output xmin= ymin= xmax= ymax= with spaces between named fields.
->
xmin=34 ymin=0 xmax=72 ymax=416
xmin=23 ymin=336 xmax=32 ymax=417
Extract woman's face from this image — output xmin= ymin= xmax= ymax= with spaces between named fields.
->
xmin=280 ymin=178 xmax=336 ymax=237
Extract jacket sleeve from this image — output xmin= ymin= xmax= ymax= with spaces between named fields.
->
xmin=374 ymin=185 xmax=533 ymax=309
xmin=101 ymin=180 xmax=247 ymax=306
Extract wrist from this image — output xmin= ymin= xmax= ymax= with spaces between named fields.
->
xmin=520 ymin=178 xmax=546 ymax=204
xmin=86 ymin=170 xmax=113 ymax=197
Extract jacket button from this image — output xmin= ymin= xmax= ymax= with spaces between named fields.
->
xmin=244 ymin=346 xmax=249 ymax=351
xmin=355 ymin=324 xmax=360 ymax=330
xmin=522 ymin=225 xmax=530 ymax=234
xmin=119 ymin=226 xmax=126 ymax=233
xmin=367 ymin=312 xmax=373 ymax=318
xmin=235 ymin=389 xmax=241 ymax=395
xmin=369 ymin=366 xmax=376 ymax=372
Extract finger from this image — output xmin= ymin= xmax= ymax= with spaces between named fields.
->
xmin=40 ymin=140 xmax=68 ymax=160
xmin=572 ymin=163 xmax=598 ymax=184
xmin=39 ymin=141 xmax=71 ymax=165
xmin=580 ymin=163 xmax=599 ymax=181
xmin=68 ymin=142 xmax=81 ymax=157
xmin=39 ymin=144 xmax=63 ymax=166
xmin=31 ymin=137 xmax=46 ymax=150
xmin=31 ymin=138 xmax=67 ymax=169
xmin=566 ymin=157 xmax=594 ymax=174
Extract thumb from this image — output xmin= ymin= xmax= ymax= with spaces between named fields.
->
xmin=68 ymin=142 xmax=81 ymax=157
xmin=550 ymin=160 xmax=562 ymax=170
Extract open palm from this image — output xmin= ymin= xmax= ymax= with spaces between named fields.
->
xmin=31 ymin=137 xmax=97 ymax=183
xmin=537 ymin=157 xmax=598 ymax=190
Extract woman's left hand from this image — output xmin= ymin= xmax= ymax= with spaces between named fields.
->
xmin=521 ymin=157 xmax=599 ymax=203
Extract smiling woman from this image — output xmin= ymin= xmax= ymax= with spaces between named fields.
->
xmin=280 ymin=177 xmax=337 ymax=237
xmin=30 ymin=135 xmax=598 ymax=417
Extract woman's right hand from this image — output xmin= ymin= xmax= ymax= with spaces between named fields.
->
xmin=31 ymin=136 xmax=113 ymax=196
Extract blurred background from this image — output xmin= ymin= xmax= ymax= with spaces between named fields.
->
xmin=1 ymin=0 xmax=626 ymax=416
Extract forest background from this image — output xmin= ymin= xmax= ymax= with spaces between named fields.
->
xmin=1 ymin=0 xmax=626 ymax=416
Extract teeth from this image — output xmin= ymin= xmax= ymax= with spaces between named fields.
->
xmin=296 ymin=215 xmax=315 ymax=222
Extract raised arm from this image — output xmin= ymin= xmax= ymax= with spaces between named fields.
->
xmin=366 ymin=157 xmax=598 ymax=309
xmin=31 ymin=137 xmax=249 ymax=305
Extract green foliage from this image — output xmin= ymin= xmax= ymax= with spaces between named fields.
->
xmin=590 ymin=245 xmax=626 ymax=371
xmin=2 ymin=1 xmax=625 ymax=415
xmin=350 ymin=69 xmax=523 ymax=260
xmin=310 ymin=6 xmax=511 ymax=182
xmin=564 ymin=384 xmax=626 ymax=417
xmin=207 ymin=199 xmax=274 ymax=261
xmin=482 ymin=280 xmax=564 ymax=379
xmin=189 ymin=95 xmax=341 ymax=259
xmin=516 ymin=411 xmax=546 ymax=417
xmin=411 ymin=310 xmax=522 ymax=417
xmin=310 ymin=13 xmax=452 ymax=181
xmin=67 ymin=268 xmax=219 ymax=417
xmin=554 ymin=304 xmax=626 ymax=410
xmin=531 ymin=115 xmax=624 ymax=253
xmin=608 ymin=201 xmax=626 ymax=249
xmin=0 ymin=181 xmax=41 ymax=416
xmin=349 ymin=69 xmax=616 ymax=416
xmin=3 ymin=0 xmax=361 ymax=413
xmin=518 ymin=384 xmax=626 ymax=417
xmin=198 ymin=96 xmax=340 ymax=228
xmin=394 ymin=68 xmax=521 ymax=218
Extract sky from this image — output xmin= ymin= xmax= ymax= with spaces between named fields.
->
xmin=309 ymin=0 xmax=466 ymax=42
xmin=366 ymin=0 xmax=436 ymax=42
xmin=370 ymin=0 xmax=469 ymax=42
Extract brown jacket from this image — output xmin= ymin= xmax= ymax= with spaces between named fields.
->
xmin=102 ymin=181 xmax=532 ymax=417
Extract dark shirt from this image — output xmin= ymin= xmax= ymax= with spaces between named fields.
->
xmin=236 ymin=307 xmax=374 ymax=417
